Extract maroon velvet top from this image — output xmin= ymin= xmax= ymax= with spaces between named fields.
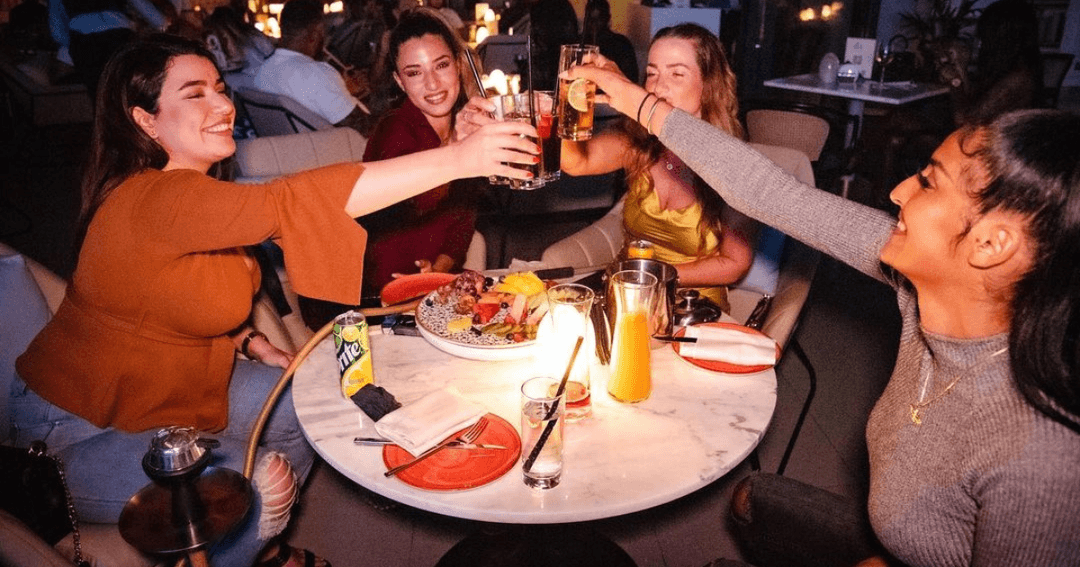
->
xmin=360 ymin=98 xmax=477 ymax=293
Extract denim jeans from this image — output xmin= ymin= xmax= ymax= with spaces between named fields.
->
xmin=8 ymin=359 xmax=315 ymax=566
xmin=729 ymin=473 xmax=890 ymax=567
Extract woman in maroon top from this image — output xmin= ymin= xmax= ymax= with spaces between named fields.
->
xmin=359 ymin=9 xmax=479 ymax=294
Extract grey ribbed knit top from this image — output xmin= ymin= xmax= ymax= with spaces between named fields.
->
xmin=659 ymin=110 xmax=1080 ymax=565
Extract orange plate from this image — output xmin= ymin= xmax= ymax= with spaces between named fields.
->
xmin=673 ymin=322 xmax=780 ymax=374
xmin=382 ymin=413 xmax=522 ymax=491
xmin=380 ymin=273 xmax=457 ymax=306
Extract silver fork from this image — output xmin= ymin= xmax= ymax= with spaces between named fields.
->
xmin=384 ymin=416 xmax=489 ymax=477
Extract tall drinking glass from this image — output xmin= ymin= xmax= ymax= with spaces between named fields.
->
xmin=545 ymin=283 xmax=595 ymax=421
xmin=488 ymin=92 xmax=545 ymax=190
xmin=534 ymin=90 xmax=561 ymax=183
xmin=556 ymin=44 xmax=598 ymax=141
xmin=520 ymin=376 xmax=565 ymax=489
xmin=607 ymin=270 xmax=656 ymax=403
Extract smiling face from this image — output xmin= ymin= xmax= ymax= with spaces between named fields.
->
xmin=393 ymin=33 xmax=461 ymax=130
xmin=880 ymin=131 xmax=990 ymax=286
xmin=132 ymin=54 xmax=235 ymax=173
xmin=645 ymin=37 xmax=704 ymax=118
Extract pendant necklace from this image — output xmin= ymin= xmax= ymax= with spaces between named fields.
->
xmin=909 ymin=346 xmax=1008 ymax=425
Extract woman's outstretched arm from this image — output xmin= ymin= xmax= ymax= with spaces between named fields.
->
xmin=569 ymin=60 xmax=897 ymax=281
xmin=344 ymin=120 xmax=538 ymax=217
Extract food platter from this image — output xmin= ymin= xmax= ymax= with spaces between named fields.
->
xmin=415 ymin=291 xmax=539 ymax=361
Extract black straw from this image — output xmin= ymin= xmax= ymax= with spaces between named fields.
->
xmin=522 ymin=336 xmax=584 ymax=473
xmin=526 ymin=36 xmax=536 ymax=127
xmin=576 ymin=0 xmax=593 ymax=64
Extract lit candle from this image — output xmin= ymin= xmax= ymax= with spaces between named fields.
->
xmin=475 ymin=25 xmax=489 ymax=44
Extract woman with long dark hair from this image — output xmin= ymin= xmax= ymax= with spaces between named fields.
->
xmin=561 ymin=23 xmax=754 ymax=313
xmin=558 ymin=55 xmax=1080 ymax=565
xmin=11 ymin=33 xmax=536 ymax=567
xmin=359 ymin=8 xmax=479 ymax=293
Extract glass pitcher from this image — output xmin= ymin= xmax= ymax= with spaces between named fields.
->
xmin=607 ymin=270 xmax=657 ymax=403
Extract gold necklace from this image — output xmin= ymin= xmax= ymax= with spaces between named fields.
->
xmin=909 ymin=346 xmax=1008 ymax=425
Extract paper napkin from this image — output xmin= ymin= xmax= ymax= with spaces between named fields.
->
xmin=374 ymin=389 xmax=486 ymax=456
xmin=679 ymin=325 xmax=778 ymax=366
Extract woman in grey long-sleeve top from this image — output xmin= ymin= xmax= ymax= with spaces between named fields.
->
xmin=563 ymin=59 xmax=1080 ymax=566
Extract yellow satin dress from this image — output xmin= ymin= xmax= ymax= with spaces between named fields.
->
xmin=622 ymin=173 xmax=730 ymax=312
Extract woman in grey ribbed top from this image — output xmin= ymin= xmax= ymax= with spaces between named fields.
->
xmin=565 ymin=61 xmax=1080 ymax=565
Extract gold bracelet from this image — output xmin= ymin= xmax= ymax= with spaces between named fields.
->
xmin=241 ymin=330 xmax=267 ymax=360
xmin=645 ymin=97 xmax=663 ymax=136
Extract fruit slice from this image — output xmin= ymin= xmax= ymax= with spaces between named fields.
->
xmin=446 ymin=316 xmax=473 ymax=334
xmin=567 ymin=79 xmax=591 ymax=113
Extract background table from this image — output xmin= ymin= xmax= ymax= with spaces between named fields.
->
xmin=293 ymin=332 xmax=776 ymax=524
xmin=764 ymin=73 xmax=949 ymax=146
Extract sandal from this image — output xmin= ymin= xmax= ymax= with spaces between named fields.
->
xmin=256 ymin=541 xmax=332 ymax=567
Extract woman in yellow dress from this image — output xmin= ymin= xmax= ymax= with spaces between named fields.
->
xmin=561 ymin=23 xmax=754 ymax=312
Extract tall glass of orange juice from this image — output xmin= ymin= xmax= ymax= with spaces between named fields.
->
xmin=607 ymin=270 xmax=657 ymax=403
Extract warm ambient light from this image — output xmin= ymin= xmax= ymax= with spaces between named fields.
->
xmin=474 ymin=25 xmax=489 ymax=44
xmin=799 ymin=7 xmax=815 ymax=21
xmin=268 ymin=2 xmax=283 ymax=15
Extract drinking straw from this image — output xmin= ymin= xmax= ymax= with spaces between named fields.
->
xmin=522 ymin=336 xmax=584 ymax=473
xmin=464 ymin=49 xmax=486 ymax=97
xmin=526 ymin=35 xmax=536 ymax=127
xmin=575 ymin=0 xmax=594 ymax=64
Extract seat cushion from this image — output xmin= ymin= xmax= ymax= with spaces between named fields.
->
xmin=0 ymin=252 xmax=52 ymax=441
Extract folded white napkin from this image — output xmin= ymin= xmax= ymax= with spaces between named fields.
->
xmin=374 ymin=389 xmax=486 ymax=456
xmin=679 ymin=326 xmax=778 ymax=366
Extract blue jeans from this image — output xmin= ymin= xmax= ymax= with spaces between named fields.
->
xmin=8 ymin=360 xmax=315 ymax=566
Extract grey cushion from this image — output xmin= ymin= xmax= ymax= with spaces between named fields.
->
xmin=0 ymin=252 xmax=52 ymax=442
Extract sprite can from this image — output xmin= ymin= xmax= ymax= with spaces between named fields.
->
xmin=333 ymin=310 xmax=374 ymax=397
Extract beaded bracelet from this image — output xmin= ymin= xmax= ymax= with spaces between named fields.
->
xmin=241 ymin=330 xmax=267 ymax=360
xmin=635 ymin=93 xmax=654 ymax=124
xmin=644 ymin=97 xmax=663 ymax=136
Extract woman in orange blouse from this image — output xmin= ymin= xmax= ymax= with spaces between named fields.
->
xmin=11 ymin=34 xmax=536 ymax=567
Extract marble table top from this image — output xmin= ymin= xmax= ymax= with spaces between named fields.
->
xmin=763 ymin=73 xmax=949 ymax=106
xmin=293 ymin=332 xmax=777 ymax=524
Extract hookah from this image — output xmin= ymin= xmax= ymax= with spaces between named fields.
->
xmin=119 ymin=427 xmax=253 ymax=567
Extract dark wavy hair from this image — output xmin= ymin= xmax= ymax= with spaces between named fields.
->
xmin=75 ymin=34 xmax=225 ymax=261
xmin=380 ymin=8 xmax=469 ymax=116
xmin=973 ymin=109 xmax=1080 ymax=433
xmin=619 ymin=23 xmax=744 ymax=251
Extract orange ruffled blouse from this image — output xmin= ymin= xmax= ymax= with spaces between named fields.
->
xmin=17 ymin=165 xmax=367 ymax=432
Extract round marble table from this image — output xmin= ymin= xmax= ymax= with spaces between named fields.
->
xmin=292 ymin=331 xmax=776 ymax=524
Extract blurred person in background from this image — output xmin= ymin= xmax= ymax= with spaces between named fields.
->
xmin=583 ymin=0 xmax=638 ymax=84
xmin=254 ymin=0 xmax=376 ymax=135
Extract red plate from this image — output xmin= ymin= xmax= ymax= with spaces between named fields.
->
xmin=382 ymin=413 xmax=522 ymax=491
xmin=672 ymin=322 xmax=780 ymax=374
xmin=380 ymin=272 xmax=457 ymax=306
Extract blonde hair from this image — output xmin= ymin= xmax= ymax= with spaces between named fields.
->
xmin=621 ymin=24 xmax=743 ymax=249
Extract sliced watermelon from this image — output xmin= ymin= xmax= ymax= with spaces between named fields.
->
xmin=380 ymin=272 xmax=457 ymax=306
xmin=474 ymin=302 xmax=501 ymax=324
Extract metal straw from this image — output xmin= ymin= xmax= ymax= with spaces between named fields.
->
xmin=464 ymin=49 xmax=486 ymax=97
xmin=522 ymin=336 xmax=584 ymax=473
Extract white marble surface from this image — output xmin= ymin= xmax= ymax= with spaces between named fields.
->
xmin=763 ymin=73 xmax=949 ymax=106
xmin=293 ymin=332 xmax=776 ymax=524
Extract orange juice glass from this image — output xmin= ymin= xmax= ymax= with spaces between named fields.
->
xmin=607 ymin=270 xmax=657 ymax=403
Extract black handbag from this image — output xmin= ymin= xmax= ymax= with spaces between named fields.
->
xmin=0 ymin=441 xmax=88 ymax=566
